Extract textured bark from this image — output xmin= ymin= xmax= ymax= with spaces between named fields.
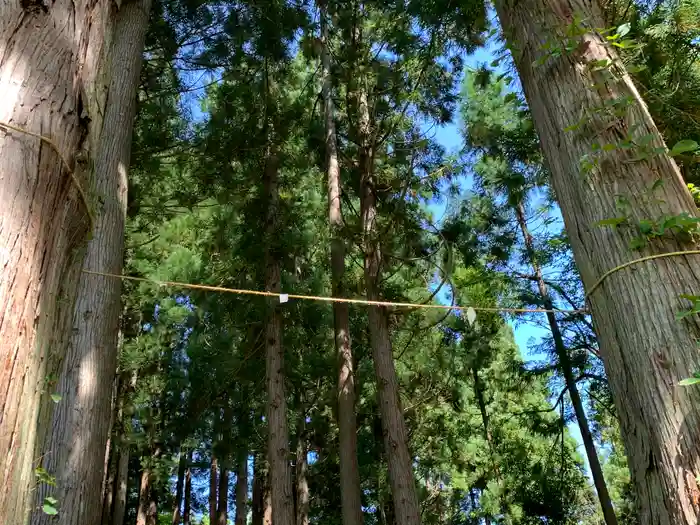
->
xmin=217 ymin=464 xmax=229 ymax=525
xmin=515 ymin=202 xmax=618 ymax=525
xmin=493 ymin=0 xmax=700 ymax=522
xmin=263 ymin=138 xmax=294 ymax=525
xmin=321 ymin=6 xmax=364 ymax=525
xmin=210 ymin=456 xmax=218 ymax=525
xmin=235 ymin=452 xmax=248 ymax=525
xmin=112 ymin=446 xmax=130 ymax=525
xmin=356 ymin=70 xmax=421 ymax=524
xmin=183 ymin=456 xmax=192 ymax=525
xmin=28 ymin=1 xmax=151 ymax=524
xmin=135 ymin=467 xmax=151 ymax=525
xmin=172 ymin=452 xmax=187 ymax=525
xmin=295 ymin=426 xmax=309 ymax=525
xmin=0 ymin=0 xmax=113 ymax=520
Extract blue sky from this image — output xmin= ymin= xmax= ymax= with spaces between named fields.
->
xmin=424 ymin=40 xmax=594 ymax=475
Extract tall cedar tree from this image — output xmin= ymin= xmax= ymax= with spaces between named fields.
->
xmin=494 ymin=0 xmax=700 ymax=522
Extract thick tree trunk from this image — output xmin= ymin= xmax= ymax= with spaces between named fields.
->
xmin=217 ymin=465 xmax=229 ymax=525
xmin=173 ymin=452 xmax=187 ymax=525
xmin=515 ymin=203 xmax=618 ymax=524
xmin=210 ymin=456 xmax=218 ymax=525
xmin=235 ymin=452 xmax=248 ymax=525
xmin=494 ymin=0 xmax=700 ymax=522
xmin=183 ymin=456 xmax=193 ymax=525
xmin=263 ymin=136 xmax=294 ymax=525
xmin=0 ymin=0 xmax=113 ymax=521
xmin=29 ymin=2 xmax=151 ymax=524
xmin=295 ymin=425 xmax=310 ymax=525
xmin=321 ymin=7 xmax=364 ymax=525
xmin=357 ymin=81 xmax=421 ymax=524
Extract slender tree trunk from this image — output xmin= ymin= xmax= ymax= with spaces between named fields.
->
xmin=173 ymin=451 xmax=187 ymax=525
xmin=136 ymin=467 xmax=152 ymax=525
xmin=217 ymin=464 xmax=229 ymax=525
xmin=494 ymin=0 xmax=700 ymax=521
xmin=515 ymin=202 xmax=618 ymax=524
xmin=356 ymin=78 xmax=421 ymax=525
xmin=210 ymin=456 xmax=219 ymax=525
xmin=183 ymin=455 xmax=193 ymax=525
xmin=321 ymin=6 xmax=364 ymax=525
xmin=0 ymin=0 xmax=114 ymax=521
xmin=295 ymin=422 xmax=310 ymax=525
xmin=252 ymin=457 xmax=264 ymax=525
xmin=113 ymin=446 xmax=131 ymax=525
xmin=471 ymin=365 xmax=503 ymax=521
xmin=103 ymin=439 xmax=119 ymax=525
xmin=235 ymin=452 xmax=248 ymax=525
xmin=29 ymin=2 xmax=152 ymax=524
xmin=263 ymin=101 xmax=294 ymax=525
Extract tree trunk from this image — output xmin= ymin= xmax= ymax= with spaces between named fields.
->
xmin=0 ymin=0 xmax=114 ymax=521
xmin=515 ymin=202 xmax=618 ymax=524
xmin=493 ymin=0 xmax=700 ymax=522
xmin=136 ymin=466 xmax=151 ymax=525
xmin=252 ymin=457 xmax=263 ymax=525
xmin=102 ymin=437 xmax=119 ymax=525
xmin=113 ymin=446 xmax=131 ymax=525
xmin=295 ymin=424 xmax=309 ymax=525
xmin=263 ymin=119 xmax=294 ymax=525
xmin=210 ymin=456 xmax=218 ymax=525
xmin=173 ymin=452 xmax=187 ymax=525
xmin=28 ymin=2 xmax=152 ymax=524
xmin=183 ymin=455 xmax=192 ymax=525
xmin=321 ymin=6 xmax=364 ymax=525
xmin=357 ymin=78 xmax=421 ymax=525
xmin=217 ymin=464 xmax=229 ymax=525
xmin=235 ymin=452 xmax=248 ymax=525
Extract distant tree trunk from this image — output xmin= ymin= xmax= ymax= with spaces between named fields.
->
xmin=210 ymin=456 xmax=219 ymax=525
xmin=103 ymin=437 xmax=119 ymax=525
xmin=217 ymin=464 xmax=229 ymax=525
xmin=262 ymin=74 xmax=294 ymax=525
xmin=356 ymin=73 xmax=421 ymax=525
xmin=173 ymin=451 xmax=187 ymax=525
xmin=136 ymin=467 xmax=152 ymax=525
xmin=494 ymin=0 xmax=700 ymax=522
xmin=0 ymin=0 xmax=114 ymax=520
xmin=252 ymin=457 xmax=264 ymax=525
xmin=28 ymin=2 xmax=152 ymax=524
xmin=235 ymin=452 xmax=248 ymax=525
xmin=321 ymin=6 xmax=364 ymax=525
xmin=515 ymin=202 xmax=618 ymax=525
xmin=183 ymin=455 xmax=193 ymax=525
xmin=295 ymin=421 xmax=310 ymax=525
xmin=113 ymin=447 xmax=131 ymax=525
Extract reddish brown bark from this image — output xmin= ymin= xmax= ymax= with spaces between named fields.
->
xmin=217 ymin=464 xmax=229 ymax=525
xmin=210 ymin=456 xmax=218 ymax=525
xmin=235 ymin=452 xmax=248 ymax=525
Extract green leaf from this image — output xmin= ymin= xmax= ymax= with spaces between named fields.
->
xmin=50 ymin=393 xmax=62 ymax=404
xmin=42 ymin=504 xmax=58 ymax=516
xmin=45 ymin=497 xmax=58 ymax=505
xmin=626 ymin=64 xmax=647 ymax=73
xmin=679 ymin=377 xmax=700 ymax=386
xmin=679 ymin=294 xmax=700 ymax=302
xmin=596 ymin=217 xmax=626 ymax=227
xmin=670 ymin=140 xmax=699 ymax=156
